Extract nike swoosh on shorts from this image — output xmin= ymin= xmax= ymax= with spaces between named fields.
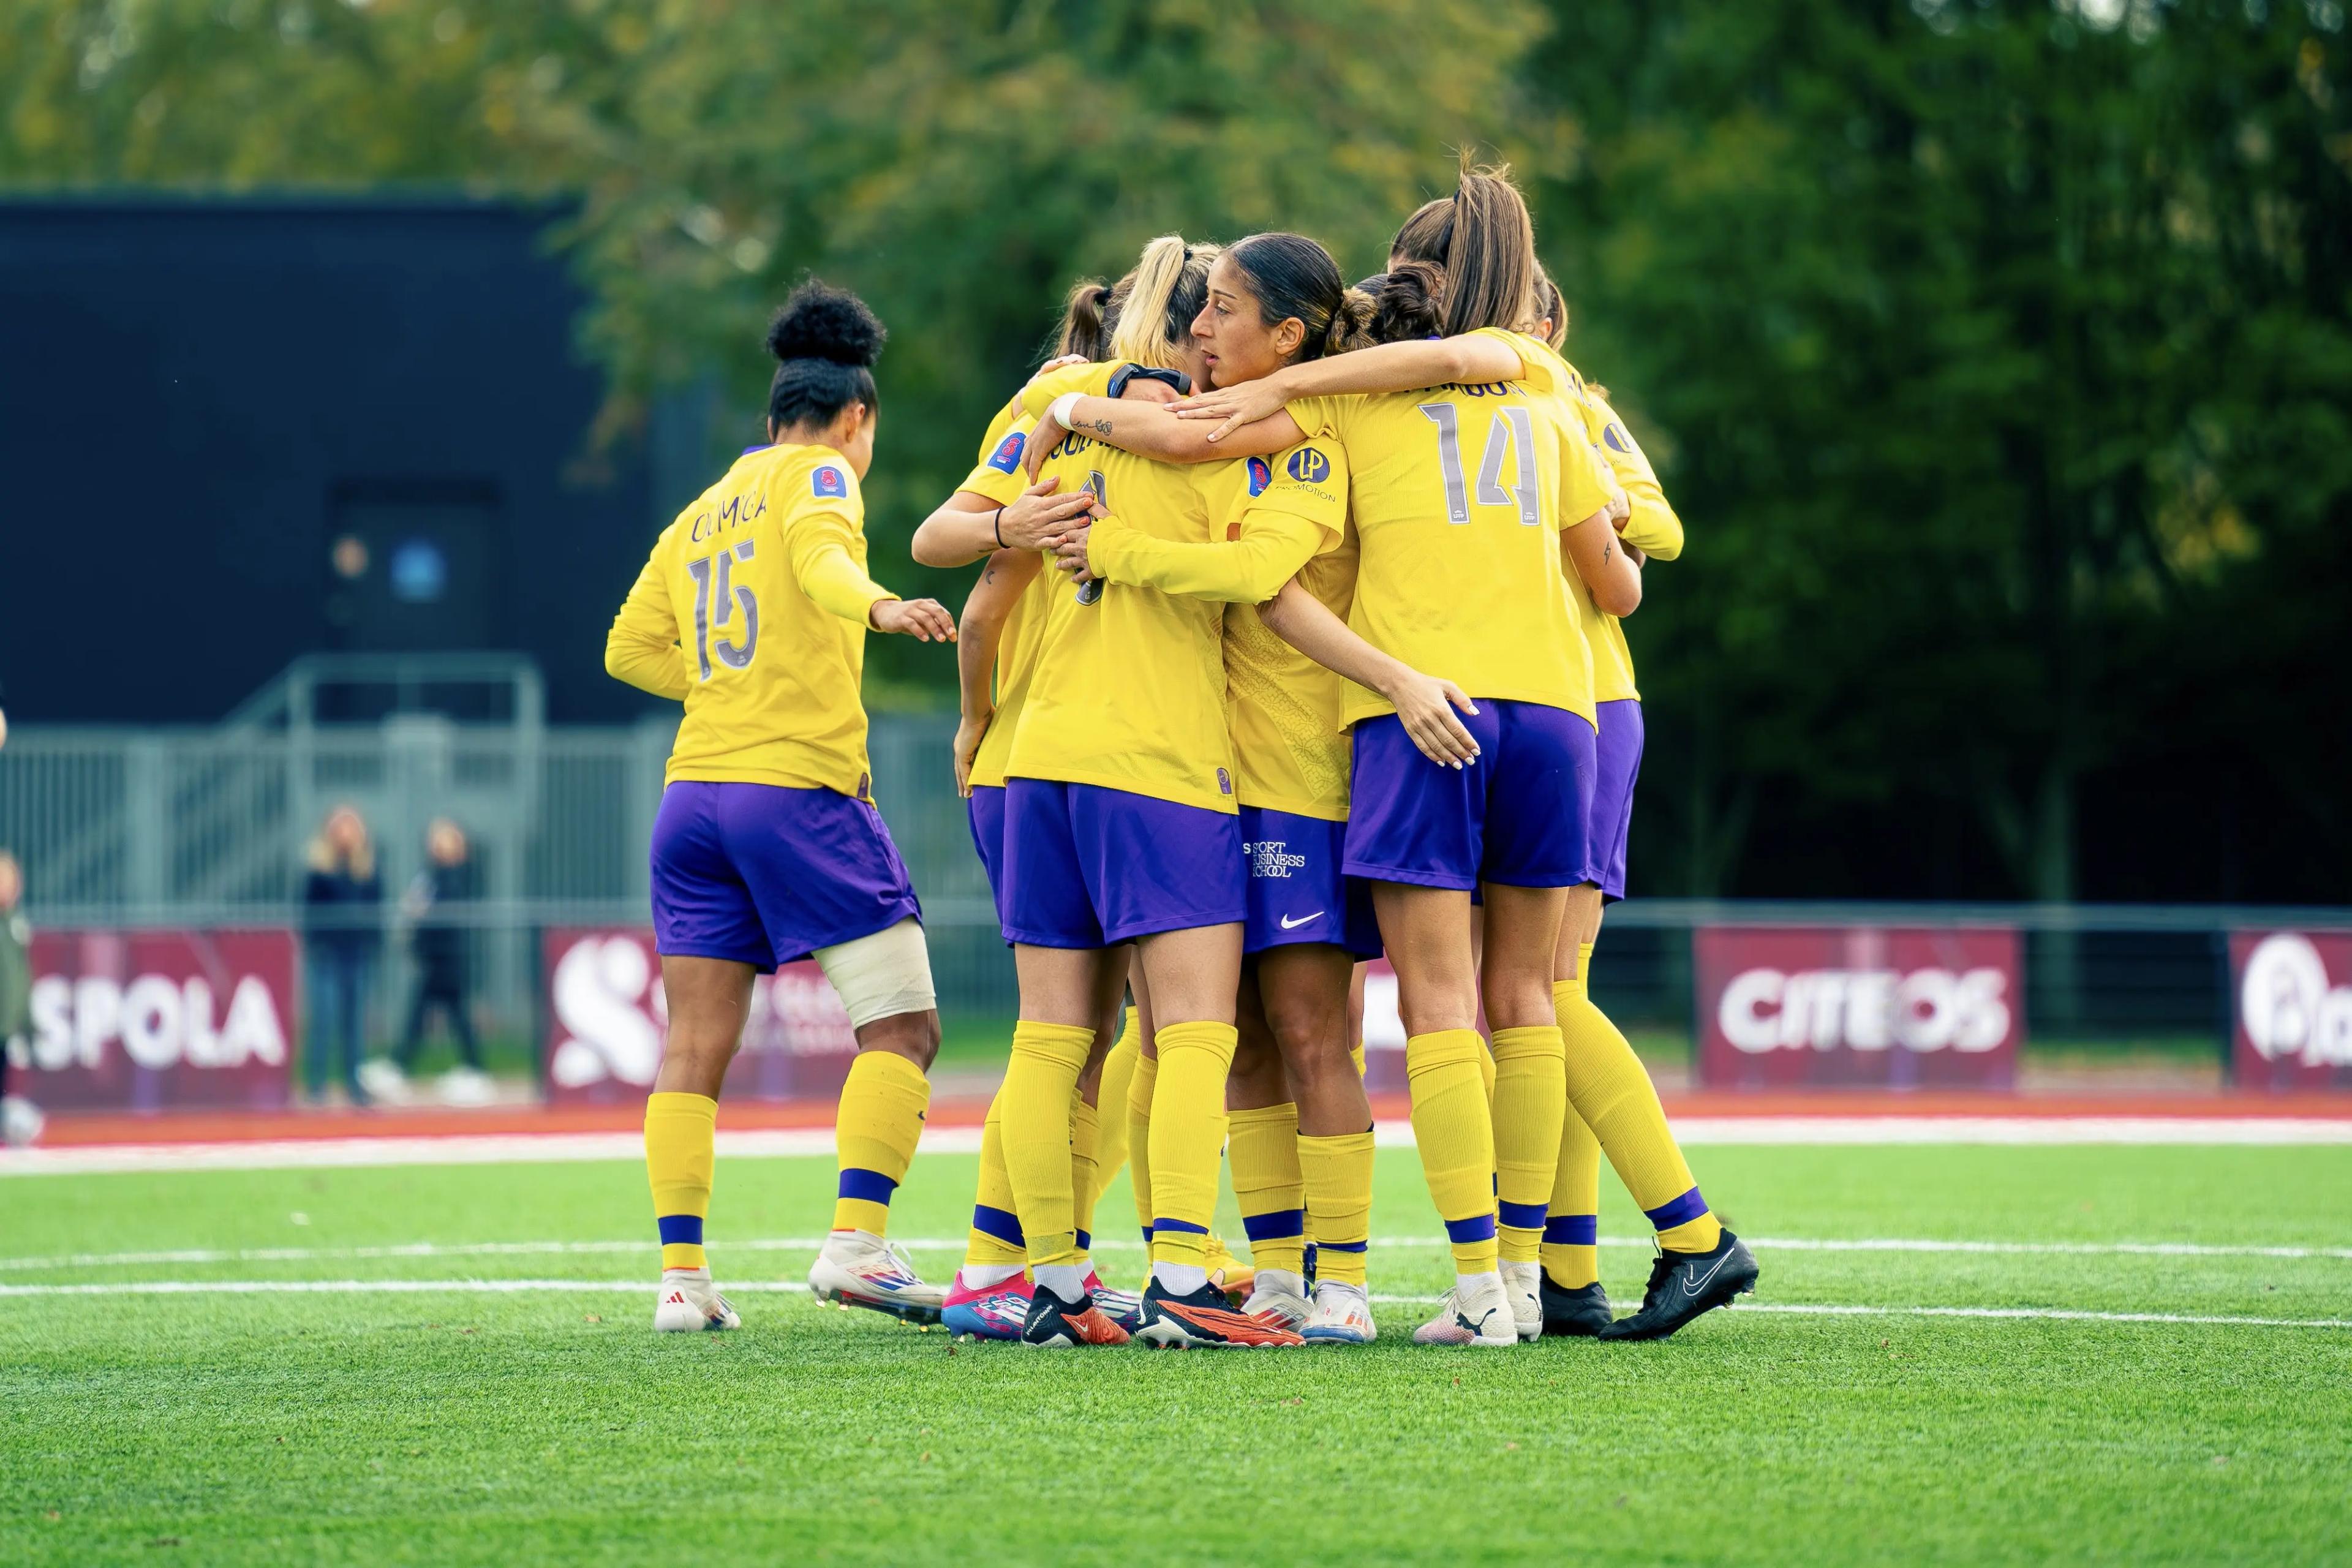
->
xmin=1279 ymin=911 xmax=1324 ymax=929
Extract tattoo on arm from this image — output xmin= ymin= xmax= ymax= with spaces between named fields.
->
xmin=1080 ymin=417 xmax=1114 ymax=437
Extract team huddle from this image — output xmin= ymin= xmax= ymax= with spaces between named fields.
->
xmin=605 ymin=162 xmax=1760 ymax=1350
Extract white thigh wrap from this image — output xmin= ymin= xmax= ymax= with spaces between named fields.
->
xmin=812 ymin=917 xmax=937 ymax=1030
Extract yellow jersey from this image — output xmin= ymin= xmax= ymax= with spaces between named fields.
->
xmin=1290 ymin=380 xmax=1616 ymax=728
xmin=605 ymin=443 xmax=894 ymax=796
xmin=1082 ymin=439 xmax=1357 ymax=820
xmin=1005 ymin=436 xmax=1271 ymax=813
xmin=952 ymin=405 xmax=1055 ymax=791
xmin=1477 ymin=331 xmax=1684 ymax=704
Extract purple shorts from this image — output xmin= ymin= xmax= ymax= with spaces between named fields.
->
xmin=1344 ymin=699 xmax=1597 ymax=891
xmin=1241 ymin=805 xmax=1382 ymax=960
xmin=651 ymin=782 xmax=921 ymax=971
xmin=1591 ymin=699 xmax=1644 ymax=902
xmin=967 ymin=784 xmax=1009 ymax=926
xmin=1000 ymin=778 xmax=1245 ymax=948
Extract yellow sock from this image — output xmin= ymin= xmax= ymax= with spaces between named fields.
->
xmin=1126 ymin=1049 xmax=1158 ymax=1242
xmin=831 ymin=1050 xmax=929 ymax=1237
xmin=1406 ymin=1029 xmax=1497 ymax=1276
xmin=1145 ymin=1020 xmax=1238 ymax=1266
xmin=1298 ymin=1129 xmax=1373 ymax=1287
xmin=1229 ymin=1102 xmax=1306 ymax=1276
xmin=1001 ymin=1020 xmax=1095 ymax=1267
xmin=646 ymin=1091 xmax=717 ymax=1272
xmin=1542 ymin=1102 xmax=1603 ymax=1289
xmin=1069 ymin=1093 xmax=1102 ymax=1264
xmin=1095 ymin=1009 xmax=1140 ymax=1183
xmin=964 ymin=1086 xmax=1026 ymax=1271
xmin=1490 ymin=1025 xmax=1566 ymax=1265
xmin=1558 ymin=959 xmax=1721 ymax=1254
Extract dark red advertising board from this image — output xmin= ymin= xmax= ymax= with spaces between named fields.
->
xmin=2230 ymin=930 xmax=2352 ymax=1093
xmin=1695 ymin=925 xmax=2022 ymax=1089
xmin=541 ymin=928 xmax=861 ymax=1105
xmin=12 ymin=928 xmax=300 ymax=1109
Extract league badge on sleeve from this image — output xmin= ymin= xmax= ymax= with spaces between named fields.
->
xmin=812 ymin=463 xmax=850 ymax=499
xmin=987 ymin=431 xmax=1027 ymax=474
xmin=1247 ymin=456 xmax=1273 ymax=497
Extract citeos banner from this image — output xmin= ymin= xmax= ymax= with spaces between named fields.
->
xmin=2231 ymin=930 xmax=2352 ymax=1092
xmin=1695 ymin=925 xmax=2022 ymax=1089
xmin=10 ymin=929 xmax=299 ymax=1109
xmin=541 ymin=928 xmax=859 ymax=1106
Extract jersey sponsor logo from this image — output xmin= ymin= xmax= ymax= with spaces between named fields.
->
xmin=811 ymin=464 xmax=850 ymax=499
xmin=1246 ymin=456 xmax=1272 ymax=497
xmin=1604 ymin=421 xmax=1634 ymax=454
xmin=987 ymin=431 xmax=1027 ymax=473
xmin=1287 ymin=447 xmax=1331 ymax=484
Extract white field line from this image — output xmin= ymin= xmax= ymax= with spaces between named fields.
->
xmin=0 ymin=1276 xmax=2344 ymax=1332
xmin=7 ymin=1114 xmax=2352 ymax=1177
xmin=5 ymin=1233 xmax=2348 ymax=1275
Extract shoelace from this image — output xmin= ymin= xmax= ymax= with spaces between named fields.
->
xmin=875 ymin=1240 xmax=924 ymax=1284
xmin=1636 ymin=1250 xmax=1675 ymax=1311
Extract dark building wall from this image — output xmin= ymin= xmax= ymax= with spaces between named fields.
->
xmin=0 ymin=196 xmax=661 ymax=723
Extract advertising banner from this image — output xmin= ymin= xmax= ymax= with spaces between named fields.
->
xmin=2230 ymin=930 xmax=2352 ymax=1092
xmin=1695 ymin=925 xmax=2022 ymax=1089
xmin=542 ymin=928 xmax=860 ymax=1105
xmin=9 ymin=928 xmax=300 ymax=1110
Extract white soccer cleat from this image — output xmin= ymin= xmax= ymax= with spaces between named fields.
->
xmin=807 ymin=1231 xmax=949 ymax=1325
xmin=1412 ymin=1275 xmax=1517 ymax=1347
xmin=1299 ymin=1281 xmax=1378 ymax=1345
xmin=1 ymin=1095 xmax=43 ymax=1148
xmin=1501 ymin=1260 xmax=1544 ymax=1342
xmin=652 ymin=1267 xmax=741 ymax=1333
xmin=1240 ymin=1269 xmax=1313 ymax=1333
xmin=355 ymin=1059 xmax=410 ymax=1106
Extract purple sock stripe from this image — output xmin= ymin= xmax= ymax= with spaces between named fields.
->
xmin=1442 ymin=1213 xmax=1498 ymax=1245
xmin=1152 ymin=1217 xmax=1210 ymax=1237
xmin=970 ymin=1204 xmax=1023 ymax=1248
xmin=656 ymin=1214 xmax=703 ymax=1248
xmin=837 ymin=1167 xmax=898 ymax=1207
xmin=1645 ymin=1186 xmax=1709 ymax=1231
xmin=1497 ymin=1200 xmax=1549 ymax=1231
xmin=1240 ymin=1208 xmax=1306 ymax=1243
xmin=1544 ymin=1214 xmax=1599 ymax=1246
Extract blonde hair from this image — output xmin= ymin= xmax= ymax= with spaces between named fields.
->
xmin=308 ymin=805 xmax=374 ymax=881
xmin=1107 ymin=235 xmax=1221 ymax=371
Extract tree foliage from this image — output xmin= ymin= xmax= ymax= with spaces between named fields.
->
xmin=7 ymin=0 xmax=2346 ymax=899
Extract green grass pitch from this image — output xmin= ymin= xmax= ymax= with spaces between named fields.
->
xmin=4 ymin=1142 xmax=2349 ymax=1565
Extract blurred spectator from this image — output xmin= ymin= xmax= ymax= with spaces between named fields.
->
xmin=301 ymin=805 xmax=381 ymax=1107
xmin=0 ymin=848 xmax=41 ymax=1147
xmin=364 ymin=818 xmax=492 ymax=1107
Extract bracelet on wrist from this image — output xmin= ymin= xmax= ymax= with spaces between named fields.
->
xmin=993 ymin=506 xmax=1006 ymax=548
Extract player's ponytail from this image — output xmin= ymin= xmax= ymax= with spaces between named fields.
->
xmin=1050 ymin=276 xmax=1119 ymax=362
xmin=1360 ymin=262 xmax=1448 ymax=344
xmin=764 ymin=277 xmax=885 ymax=431
xmin=1533 ymin=271 xmax=1569 ymax=350
xmin=1223 ymin=231 xmax=1365 ymax=363
xmin=1108 ymin=235 xmax=1219 ymax=372
xmin=1389 ymin=156 xmax=1540 ymax=337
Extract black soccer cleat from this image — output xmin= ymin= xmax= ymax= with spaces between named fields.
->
xmin=1134 ymin=1278 xmax=1304 ymax=1348
xmin=1596 ymin=1231 xmax=1759 ymax=1342
xmin=1019 ymin=1284 xmax=1131 ymax=1348
xmin=1539 ymin=1276 xmax=1615 ymax=1338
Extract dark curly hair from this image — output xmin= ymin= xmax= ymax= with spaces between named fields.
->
xmin=764 ymin=277 xmax=886 ymax=430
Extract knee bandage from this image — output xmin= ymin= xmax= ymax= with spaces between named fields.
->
xmin=812 ymin=918 xmax=937 ymax=1028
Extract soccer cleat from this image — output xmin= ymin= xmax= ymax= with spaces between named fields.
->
xmin=1597 ymin=1231 xmax=1760 ymax=1343
xmin=1240 ymin=1272 xmax=1313 ymax=1333
xmin=1085 ymin=1271 xmax=1146 ymax=1336
xmin=652 ymin=1267 xmax=741 ymax=1333
xmin=1020 ymin=1284 xmax=1131 ymax=1348
xmin=1539 ymin=1275 xmax=1616 ymax=1338
xmin=1299 ymin=1281 xmax=1377 ymax=1345
xmin=1204 ymin=1233 xmax=1254 ymax=1304
xmin=1500 ymin=1260 xmax=1544 ymax=1342
xmin=807 ymin=1231 xmax=949 ymax=1325
xmin=1134 ymin=1278 xmax=1305 ymax=1349
xmin=1412 ymin=1276 xmax=1517 ymax=1347
xmin=941 ymin=1270 xmax=1033 ymax=1341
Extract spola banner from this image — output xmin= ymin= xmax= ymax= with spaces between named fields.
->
xmin=2231 ymin=930 xmax=2352 ymax=1092
xmin=1695 ymin=925 xmax=2022 ymax=1089
xmin=541 ymin=928 xmax=860 ymax=1105
xmin=8 ymin=928 xmax=298 ymax=1109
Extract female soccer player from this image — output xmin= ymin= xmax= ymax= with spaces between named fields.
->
xmin=604 ymin=279 xmax=959 ymax=1334
xmin=1038 ymin=232 xmax=1399 ymax=1344
xmin=1169 ymin=235 xmax=1759 ymax=1340
xmin=993 ymin=235 xmax=1348 ymax=1349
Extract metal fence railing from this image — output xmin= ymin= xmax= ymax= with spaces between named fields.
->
xmin=6 ymin=719 xmax=2348 ymax=1068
